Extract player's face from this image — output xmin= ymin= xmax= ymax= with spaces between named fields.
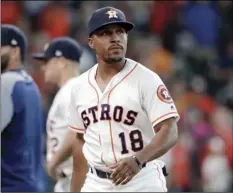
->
xmin=1 ymin=46 xmax=12 ymax=73
xmin=89 ymin=24 xmax=128 ymax=64
xmin=42 ymin=57 xmax=62 ymax=84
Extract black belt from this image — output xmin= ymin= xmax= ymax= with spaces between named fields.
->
xmin=90 ymin=164 xmax=168 ymax=179
xmin=90 ymin=163 xmax=147 ymax=179
xmin=162 ymin=165 xmax=169 ymax=176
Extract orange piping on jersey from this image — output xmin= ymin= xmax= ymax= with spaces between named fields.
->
xmin=107 ymin=63 xmax=138 ymax=163
xmin=154 ymin=163 xmax=166 ymax=192
xmin=88 ymin=68 xmax=106 ymax=165
xmin=68 ymin=125 xmax=85 ymax=132
xmin=151 ymin=112 xmax=178 ymax=126
xmin=88 ymin=69 xmax=100 ymax=104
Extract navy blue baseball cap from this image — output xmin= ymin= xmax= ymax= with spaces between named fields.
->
xmin=1 ymin=24 xmax=27 ymax=61
xmin=32 ymin=37 xmax=83 ymax=62
xmin=88 ymin=7 xmax=134 ymax=37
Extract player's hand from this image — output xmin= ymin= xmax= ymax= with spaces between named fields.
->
xmin=46 ymin=161 xmax=63 ymax=180
xmin=110 ymin=156 xmax=140 ymax=186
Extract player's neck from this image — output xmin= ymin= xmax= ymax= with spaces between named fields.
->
xmin=97 ymin=58 xmax=126 ymax=81
xmin=7 ymin=61 xmax=21 ymax=71
xmin=58 ymin=69 xmax=79 ymax=87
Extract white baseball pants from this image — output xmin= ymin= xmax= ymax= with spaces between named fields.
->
xmin=54 ymin=175 xmax=71 ymax=192
xmin=81 ymin=161 xmax=167 ymax=192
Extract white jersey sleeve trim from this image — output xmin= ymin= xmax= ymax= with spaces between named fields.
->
xmin=151 ymin=111 xmax=180 ymax=128
xmin=1 ymin=72 xmax=24 ymax=132
xmin=68 ymin=124 xmax=85 ymax=134
xmin=1 ymin=91 xmax=14 ymax=132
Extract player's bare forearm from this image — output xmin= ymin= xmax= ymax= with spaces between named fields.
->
xmin=135 ymin=117 xmax=178 ymax=164
xmin=110 ymin=117 xmax=178 ymax=185
xmin=70 ymin=133 xmax=88 ymax=192
xmin=49 ymin=130 xmax=76 ymax=167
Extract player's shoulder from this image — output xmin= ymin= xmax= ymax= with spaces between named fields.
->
xmin=1 ymin=71 xmax=24 ymax=83
xmin=1 ymin=71 xmax=25 ymax=94
xmin=70 ymin=65 xmax=97 ymax=91
xmin=127 ymin=58 xmax=161 ymax=82
xmin=54 ymin=77 xmax=77 ymax=100
xmin=61 ymin=77 xmax=79 ymax=92
xmin=74 ymin=67 xmax=93 ymax=84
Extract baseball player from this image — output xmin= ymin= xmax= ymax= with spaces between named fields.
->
xmin=32 ymin=37 xmax=83 ymax=192
xmin=69 ymin=7 xmax=180 ymax=192
xmin=1 ymin=25 xmax=45 ymax=192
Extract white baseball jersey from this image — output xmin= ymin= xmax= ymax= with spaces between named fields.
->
xmin=47 ymin=78 xmax=78 ymax=176
xmin=68 ymin=58 xmax=180 ymax=172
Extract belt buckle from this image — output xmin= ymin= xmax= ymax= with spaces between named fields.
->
xmin=106 ymin=172 xmax=112 ymax=179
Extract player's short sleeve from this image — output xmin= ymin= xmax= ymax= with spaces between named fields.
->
xmin=1 ymin=73 xmax=15 ymax=132
xmin=68 ymin=86 xmax=85 ymax=134
xmin=1 ymin=83 xmax=14 ymax=132
xmin=141 ymin=72 xmax=180 ymax=128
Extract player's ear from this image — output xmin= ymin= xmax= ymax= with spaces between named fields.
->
xmin=88 ymin=38 xmax=95 ymax=49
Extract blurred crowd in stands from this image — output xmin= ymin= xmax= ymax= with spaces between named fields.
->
xmin=2 ymin=0 xmax=233 ymax=192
